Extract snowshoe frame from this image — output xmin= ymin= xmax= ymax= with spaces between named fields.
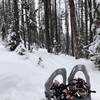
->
xmin=45 ymin=65 xmax=91 ymax=100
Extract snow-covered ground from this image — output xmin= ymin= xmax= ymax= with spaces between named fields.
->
xmin=0 ymin=43 xmax=100 ymax=100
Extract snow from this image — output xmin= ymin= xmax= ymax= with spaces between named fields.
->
xmin=91 ymin=24 xmax=95 ymax=32
xmin=96 ymin=28 xmax=100 ymax=34
xmin=0 ymin=43 xmax=100 ymax=100
xmin=97 ymin=0 xmax=100 ymax=3
xmin=89 ymin=35 xmax=100 ymax=54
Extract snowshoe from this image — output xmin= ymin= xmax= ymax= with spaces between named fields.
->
xmin=45 ymin=68 xmax=67 ymax=100
xmin=44 ymin=64 xmax=96 ymax=100
xmin=68 ymin=64 xmax=95 ymax=100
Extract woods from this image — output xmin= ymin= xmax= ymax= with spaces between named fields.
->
xmin=0 ymin=0 xmax=100 ymax=67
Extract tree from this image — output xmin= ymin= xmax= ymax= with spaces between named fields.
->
xmin=44 ymin=0 xmax=51 ymax=52
xmin=65 ymin=0 xmax=69 ymax=54
xmin=21 ymin=0 xmax=26 ymax=47
xmin=49 ymin=0 xmax=54 ymax=48
xmin=1 ymin=0 xmax=6 ymax=41
xmin=85 ymin=0 xmax=88 ymax=46
xmin=69 ymin=0 xmax=79 ymax=58
xmin=88 ymin=0 xmax=93 ymax=43
xmin=29 ymin=0 xmax=38 ymax=49
xmin=13 ymin=0 xmax=20 ymax=46
xmin=38 ymin=0 xmax=46 ymax=47
xmin=55 ymin=0 xmax=58 ymax=44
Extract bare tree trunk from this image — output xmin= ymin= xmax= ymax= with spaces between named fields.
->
xmin=38 ymin=0 xmax=45 ymax=47
xmin=65 ymin=0 xmax=69 ymax=54
xmin=24 ymin=0 xmax=31 ymax=50
xmin=2 ymin=0 xmax=6 ymax=40
xmin=58 ymin=0 xmax=61 ymax=46
xmin=69 ymin=0 xmax=79 ymax=58
xmin=80 ymin=0 xmax=84 ymax=34
xmin=93 ymin=0 xmax=97 ymax=18
xmin=88 ymin=0 xmax=93 ymax=43
xmin=49 ymin=0 xmax=54 ymax=48
xmin=38 ymin=0 xmax=41 ymax=44
xmin=44 ymin=0 xmax=51 ymax=52
xmin=55 ymin=0 xmax=58 ymax=44
xmin=21 ymin=0 xmax=26 ymax=47
xmin=85 ymin=0 xmax=88 ymax=45
xmin=13 ymin=0 xmax=20 ymax=45
xmin=7 ymin=0 xmax=11 ymax=25
xmin=93 ymin=0 xmax=97 ymax=36
xmin=2 ymin=0 xmax=6 ymax=23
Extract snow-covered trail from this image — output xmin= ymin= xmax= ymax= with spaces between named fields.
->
xmin=0 ymin=44 xmax=99 ymax=100
xmin=0 ymin=44 xmax=46 ymax=100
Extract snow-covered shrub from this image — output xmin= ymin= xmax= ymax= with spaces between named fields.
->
xmin=6 ymin=29 xmax=18 ymax=51
xmin=89 ymin=33 xmax=100 ymax=68
xmin=30 ymin=43 xmax=39 ymax=53
xmin=15 ymin=43 xmax=27 ymax=56
xmin=88 ymin=3 xmax=100 ymax=69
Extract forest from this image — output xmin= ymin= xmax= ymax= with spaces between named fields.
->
xmin=0 ymin=0 xmax=100 ymax=68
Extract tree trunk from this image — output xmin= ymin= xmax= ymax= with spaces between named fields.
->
xmin=80 ymin=0 xmax=84 ymax=34
xmin=49 ymin=0 xmax=54 ymax=48
xmin=55 ymin=0 xmax=58 ymax=44
xmin=69 ymin=0 xmax=79 ymax=58
xmin=65 ymin=0 xmax=69 ymax=54
xmin=88 ymin=0 xmax=93 ymax=43
xmin=85 ymin=0 xmax=88 ymax=45
xmin=21 ymin=0 xmax=26 ymax=47
xmin=44 ymin=0 xmax=51 ymax=52
xmin=2 ymin=0 xmax=6 ymax=40
xmin=24 ymin=0 xmax=31 ymax=50
xmin=13 ymin=0 xmax=20 ymax=45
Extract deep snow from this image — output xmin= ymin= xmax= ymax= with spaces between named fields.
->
xmin=0 ymin=43 xmax=100 ymax=100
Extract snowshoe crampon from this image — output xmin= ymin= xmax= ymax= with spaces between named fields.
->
xmin=44 ymin=65 xmax=96 ymax=100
